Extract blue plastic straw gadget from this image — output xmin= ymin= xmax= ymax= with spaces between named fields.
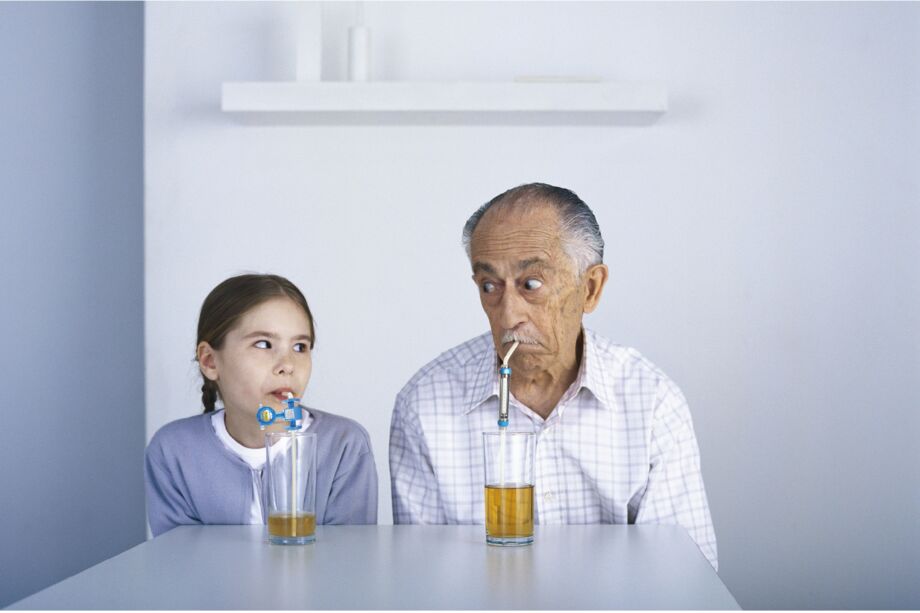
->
xmin=256 ymin=394 xmax=304 ymax=431
xmin=498 ymin=341 xmax=520 ymax=428
xmin=498 ymin=366 xmax=512 ymax=428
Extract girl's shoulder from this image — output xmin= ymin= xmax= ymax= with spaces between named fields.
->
xmin=147 ymin=412 xmax=213 ymax=454
xmin=307 ymin=408 xmax=373 ymax=451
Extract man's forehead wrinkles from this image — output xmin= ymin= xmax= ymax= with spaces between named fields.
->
xmin=474 ymin=245 xmax=555 ymax=260
xmin=519 ymin=257 xmax=548 ymax=271
xmin=471 ymin=252 xmax=556 ymax=276
xmin=476 ymin=226 xmax=557 ymax=242
xmin=473 ymin=234 xmax=558 ymax=254
xmin=470 ymin=210 xmax=567 ymax=275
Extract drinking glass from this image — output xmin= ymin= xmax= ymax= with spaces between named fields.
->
xmin=482 ymin=431 xmax=535 ymax=546
xmin=264 ymin=431 xmax=317 ymax=545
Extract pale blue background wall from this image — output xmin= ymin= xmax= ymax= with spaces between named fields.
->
xmin=0 ymin=1 xmax=917 ymax=610
xmin=0 ymin=3 xmax=145 ymax=608
xmin=145 ymin=3 xmax=920 ymax=609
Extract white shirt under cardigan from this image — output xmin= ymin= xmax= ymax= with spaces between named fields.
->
xmin=389 ymin=329 xmax=718 ymax=570
xmin=211 ymin=409 xmax=313 ymax=524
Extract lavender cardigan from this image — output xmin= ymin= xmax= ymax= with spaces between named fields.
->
xmin=145 ymin=408 xmax=377 ymax=536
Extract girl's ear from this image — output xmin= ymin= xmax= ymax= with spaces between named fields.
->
xmin=197 ymin=341 xmax=219 ymax=381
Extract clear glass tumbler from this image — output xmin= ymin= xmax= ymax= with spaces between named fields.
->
xmin=482 ymin=431 xmax=535 ymax=546
xmin=264 ymin=431 xmax=317 ymax=545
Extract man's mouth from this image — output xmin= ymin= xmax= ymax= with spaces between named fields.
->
xmin=501 ymin=333 xmax=541 ymax=346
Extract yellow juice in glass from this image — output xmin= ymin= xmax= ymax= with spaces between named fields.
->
xmin=485 ymin=484 xmax=534 ymax=542
xmin=268 ymin=513 xmax=316 ymax=540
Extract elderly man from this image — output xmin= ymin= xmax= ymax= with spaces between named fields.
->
xmin=389 ymin=183 xmax=718 ymax=569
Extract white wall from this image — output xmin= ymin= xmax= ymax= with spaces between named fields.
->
xmin=145 ymin=2 xmax=920 ymax=609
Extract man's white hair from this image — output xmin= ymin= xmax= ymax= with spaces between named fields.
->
xmin=461 ymin=183 xmax=605 ymax=277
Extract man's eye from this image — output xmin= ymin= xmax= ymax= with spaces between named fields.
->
xmin=523 ymin=278 xmax=543 ymax=291
xmin=481 ymin=281 xmax=497 ymax=294
xmin=254 ymin=340 xmax=271 ymax=349
xmin=293 ymin=343 xmax=309 ymax=353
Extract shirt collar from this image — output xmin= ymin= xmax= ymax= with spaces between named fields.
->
xmin=579 ymin=328 xmax=619 ymax=412
xmin=462 ymin=328 xmax=619 ymax=415
xmin=463 ymin=340 xmax=497 ymax=414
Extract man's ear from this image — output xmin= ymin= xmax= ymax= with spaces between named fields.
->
xmin=582 ymin=263 xmax=609 ymax=314
xmin=197 ymin=341 xmax=219 ymax=382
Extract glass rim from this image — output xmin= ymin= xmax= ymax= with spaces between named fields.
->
xmin=264 ymin=430 xmax=317 ymax=441
xmin=482 ymin=430 xmax=535 ymax=438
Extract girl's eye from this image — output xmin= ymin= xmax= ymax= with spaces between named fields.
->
xmin=254 ymin=340 xmax=271 ymax=349
xmin=523 ymin=278 xmax=543 ymax=291
xmin=293 ymin=343 xmax=309 ymax=353
xmin=481 ymin=281 xmax=497 ymax=294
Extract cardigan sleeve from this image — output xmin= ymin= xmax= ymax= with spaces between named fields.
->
xmin=144 ymin=433 xmax=199 ymax=536
xmin=322 ymin=428 xmax=379 ymax=525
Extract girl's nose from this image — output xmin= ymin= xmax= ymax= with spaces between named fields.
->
xmin=274 ymin=355 xmax=294 ymax=375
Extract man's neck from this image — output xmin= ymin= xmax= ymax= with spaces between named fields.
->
xmin=508 ymin=332 xmax=583 ymax=419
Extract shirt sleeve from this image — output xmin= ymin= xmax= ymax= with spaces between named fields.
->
xmin=389 ymin=393 xmax=446 ymax=524
xmin=324 ymin=436 xmax=379 ymax=525
xmin=144 ymin=436 xmax=199 ymax=537
xmin=633 ymin=380 xmax=719 ymax=570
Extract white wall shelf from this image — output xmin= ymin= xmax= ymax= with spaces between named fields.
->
xmin=220 ymin=81 xmax=667 ymax=115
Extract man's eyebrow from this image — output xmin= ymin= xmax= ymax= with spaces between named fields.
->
xmin=473 ymin=259 xmax=553 ymax=275
xmin=519 ymin=257 xmax=550 ymax=271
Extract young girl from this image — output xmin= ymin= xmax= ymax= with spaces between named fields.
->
xmin=145 ymin=273 xmax=377 ymax=536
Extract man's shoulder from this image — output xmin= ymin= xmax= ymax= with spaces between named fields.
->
xmin=585 ymin=329 xmax=681 ymax=391
xmin=396 ymin=332 xmax=492 ymax=398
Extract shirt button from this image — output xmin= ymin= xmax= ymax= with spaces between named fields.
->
xmin=543 ymin=491 xmax=554 ymax=502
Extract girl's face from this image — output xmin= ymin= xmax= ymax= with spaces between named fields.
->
xmin=198 ymin=297 xmax=313 ymax=418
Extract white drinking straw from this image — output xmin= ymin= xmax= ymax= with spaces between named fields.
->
xmin=502 ymin=341 xmax=520 ymax=368
xmin=498 ymin=341 xmax=519 ymax=486
xmin=288 ymin=393 xmax=297 ymax=519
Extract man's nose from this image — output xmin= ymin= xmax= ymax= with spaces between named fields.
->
xmin=496 ymin=287 xmax=527 ymax=330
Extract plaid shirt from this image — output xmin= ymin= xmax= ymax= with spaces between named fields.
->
xmin=389 ymin=329 xmax=718 ymax=570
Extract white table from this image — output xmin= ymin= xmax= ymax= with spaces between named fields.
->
xmin=9 ymin=525 xmax=739 ymax=609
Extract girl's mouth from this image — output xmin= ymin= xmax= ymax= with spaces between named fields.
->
xmin=269 ymin=388 xmax=295 ymax=402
